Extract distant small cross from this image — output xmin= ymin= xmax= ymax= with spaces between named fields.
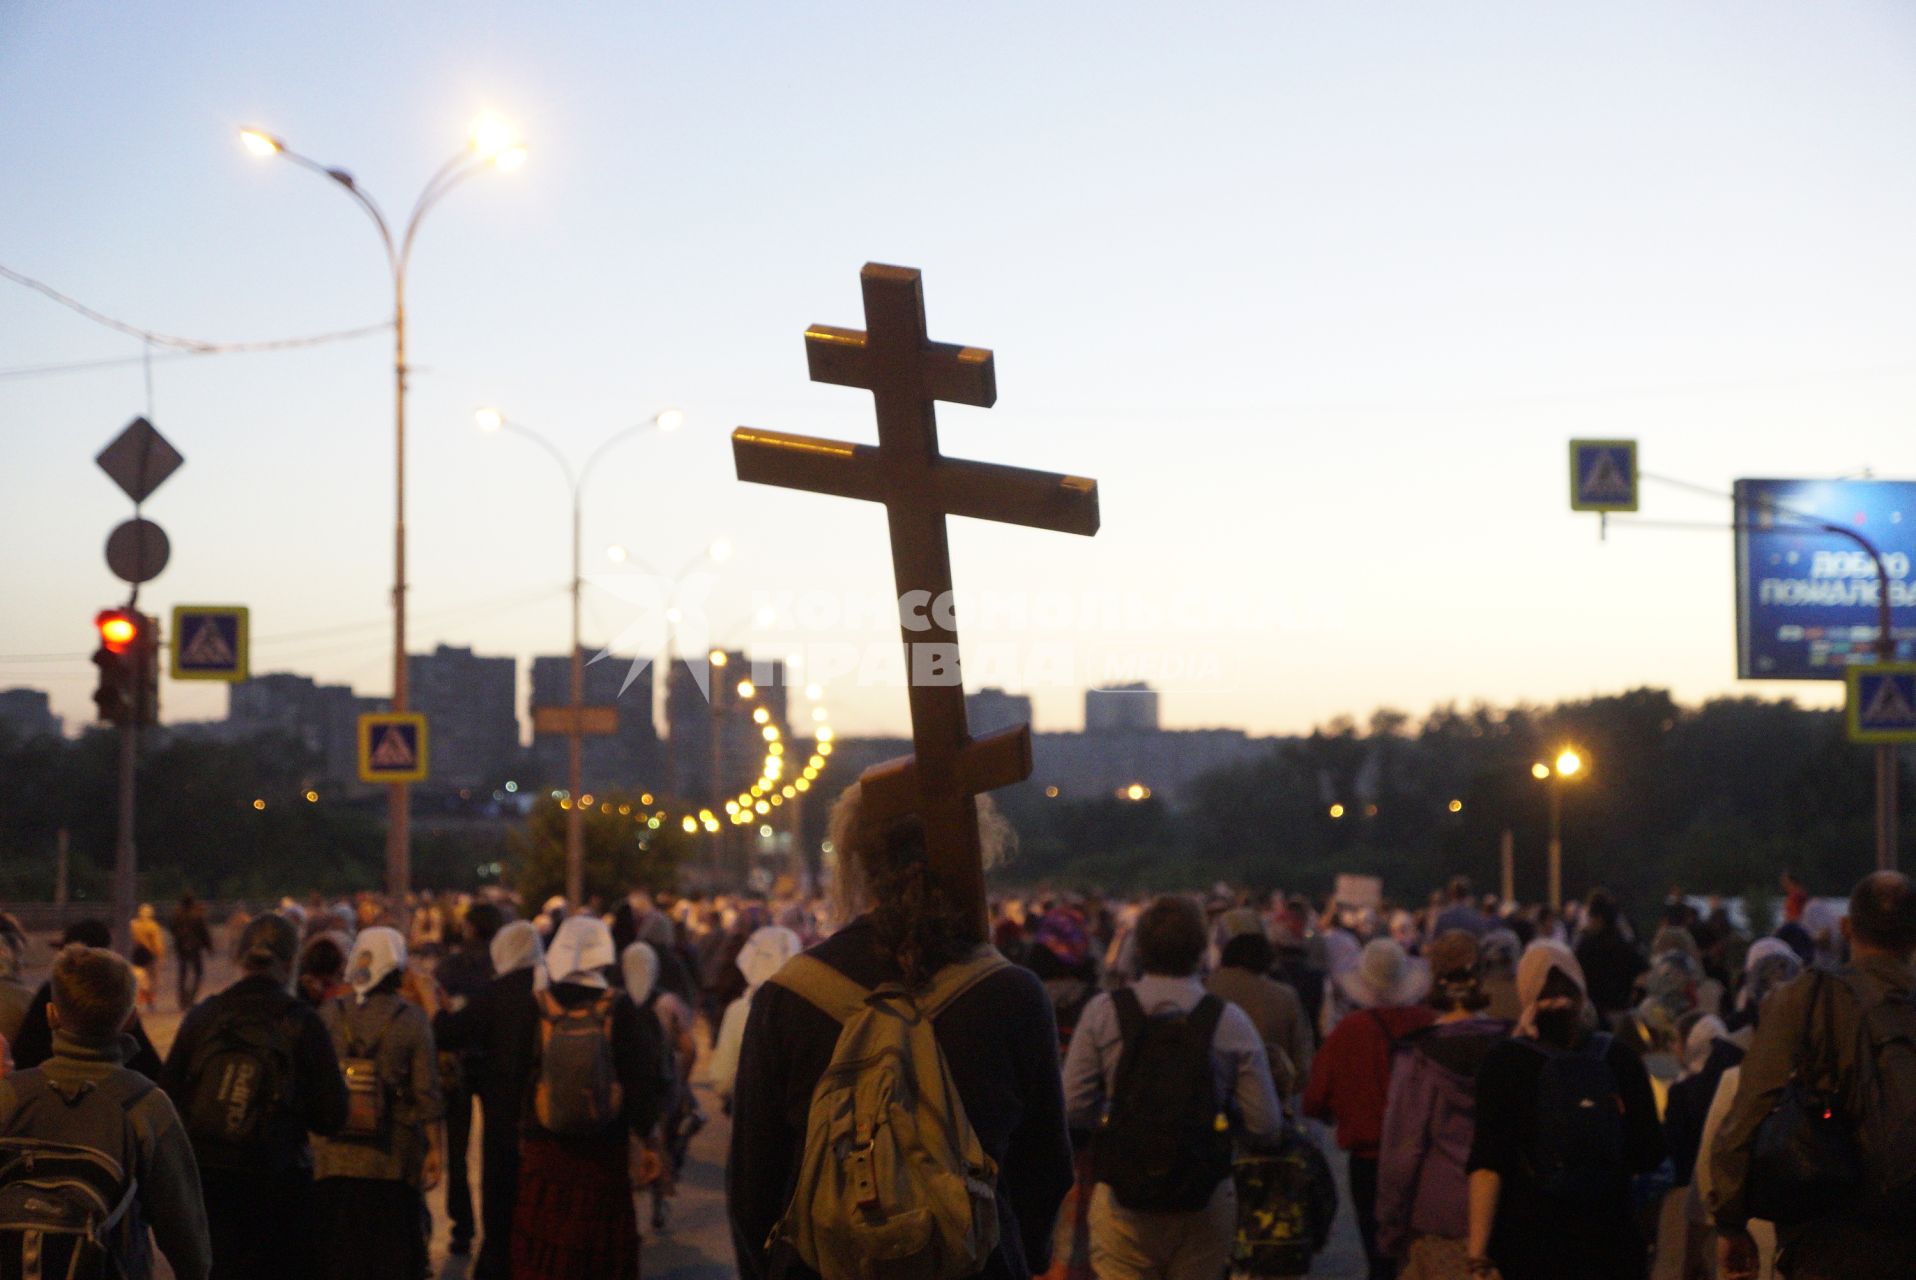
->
xmin=733 ymin=263 xmax=1100 ymax=936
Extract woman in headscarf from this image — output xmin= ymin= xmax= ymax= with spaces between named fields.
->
xmin=511 ymin=916 xmax=665 ymax=1280
xmin=622 ymin=941 xmax=698 ymax=1231
xmin=311 ymin=926 xmax=444 ymax=1280
xmin=707 ymin=924 xmax=803 ymax=1109
xmin=433 ymin=919 xmax=545 ymax=1280
xmin=1465 ymin=941 xmax=1665 ymax=1280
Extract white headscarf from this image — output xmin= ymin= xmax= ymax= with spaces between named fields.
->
xmin=622 ymin=942 xmax=659 ymax=1004
xmin=491 ymin=921 xmax=544 ymax=978
xmin=546 ymin=916 xmax=616 ymax=989
xmin=348 ymin=926 xmax=407 ymax=1005
xmin=737 ymin=926 xmax=803 ymax=989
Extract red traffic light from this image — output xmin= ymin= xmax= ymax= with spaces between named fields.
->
xmin=96 ymin=609 xmax=139 ymax=654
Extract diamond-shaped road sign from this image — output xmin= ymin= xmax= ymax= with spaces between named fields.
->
xmin=96 ymin=417 xmax=184 ymax=505
xmin=1569 ymin=439 xmax=1638 ymax=513
xmin=171 ymin=606 xmax=249 ymax=681
xmin=1848 ymin=664 xmax=1916 ymax=744
xmin=359 ymin=713 xmax=429 ymax=783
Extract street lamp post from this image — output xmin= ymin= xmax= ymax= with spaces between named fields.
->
xmin=1533 ymin=749 xmax=1585 ymax=912
xmin=476 ymin=407 xmax=684 ymax=907
xmin=242 ymin=120 xmax=526 ymax=897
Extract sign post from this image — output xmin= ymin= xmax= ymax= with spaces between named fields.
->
xmin=1569 ymin=440 xmax=1638 ymax=513
xmin=1849 ymin=664 xmax=1916 ymax=871
xmin=95 ymin=415 xmax=184 ymax=956
xmin=171 ymin=606 xmax=250 ymax=681
xmin=358 ymin=713 xmax=430 ymax=785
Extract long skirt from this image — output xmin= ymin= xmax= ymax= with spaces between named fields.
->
xmin=311 ymin=1176 xmax=426 ymax=1280
xmin=511 ymin=1134 xmax=638 ymax=1280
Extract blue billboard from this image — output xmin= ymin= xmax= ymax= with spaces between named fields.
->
xmin=1735 ymin=479 xmax=1916 ymax=680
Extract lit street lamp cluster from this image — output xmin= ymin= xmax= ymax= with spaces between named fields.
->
xmin=240 ymin=114 xmax=528 ymax=898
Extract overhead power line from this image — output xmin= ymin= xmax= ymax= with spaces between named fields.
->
xmin=0 ymin=265 xmax=391 ymax=377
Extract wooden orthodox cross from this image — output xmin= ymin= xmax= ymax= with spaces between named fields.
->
xmin=733 ymin=263 xmax=1100 ymax=937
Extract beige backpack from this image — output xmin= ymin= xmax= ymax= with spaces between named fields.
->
xmin=768 ymin=947 xmax=1006 ymax=1280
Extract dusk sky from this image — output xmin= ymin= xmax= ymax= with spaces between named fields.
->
xmin=4 ymin=2 xmax=1914 ymax=740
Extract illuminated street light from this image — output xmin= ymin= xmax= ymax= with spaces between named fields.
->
xmin=241 ymin=117 xmax=525 ymax=897
xmin=1555 ymin=749 xmax=1583 ymax=778
xmin=1531 ymin=762 xmax=1552 ymax=780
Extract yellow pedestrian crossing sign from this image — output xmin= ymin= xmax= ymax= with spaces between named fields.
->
xmin=1848 ymin=664 xmax=1916 ymax=744
xmin=358 ymin=713 xmax=429 ymax=783
xmin=170 ymin=606 xmax=249 ymax=681
xmin=1569 ymin=439 xmax=1639 ymax=513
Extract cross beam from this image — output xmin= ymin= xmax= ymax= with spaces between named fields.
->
xmin=732 ymin=263 xmax=1100 ymax=936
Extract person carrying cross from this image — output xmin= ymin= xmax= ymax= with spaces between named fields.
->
xmin=727 ymin=785 xmax=1075 ymax=1280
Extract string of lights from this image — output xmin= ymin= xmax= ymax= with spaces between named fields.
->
xmin=548 ymin=663 xmax=836 ymax=842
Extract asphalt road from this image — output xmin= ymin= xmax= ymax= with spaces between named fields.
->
xmin=79 ymin=945 xmax=1369 ymax=1280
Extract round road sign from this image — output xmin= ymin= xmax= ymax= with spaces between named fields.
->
xmin=105 ymin=518 xmax=170 ymax=584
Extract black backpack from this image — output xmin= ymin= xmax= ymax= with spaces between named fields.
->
xmin=1092 ymin=990 xmax=1234 ymax=1213
xmin=1527 ymin=1032 xmax=1626 ymax=1202
xmin=0 ymin=1073 xmax=151 ymax=1280
xmin=1846 ymin=976 xmax=1916 ymax=1214
xmin=181 ymin=1008 xmax=295 ymax=1150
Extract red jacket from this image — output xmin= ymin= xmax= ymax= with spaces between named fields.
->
xmin=1302 ymin=1003 xmax=1434 ymax=1157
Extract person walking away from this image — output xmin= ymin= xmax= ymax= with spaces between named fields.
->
xmin=623 ymin=940 xmax=699 ymax=1231
xmin=1065 ymin=894 xmax=1285 ymax=1280
xmin=1375 ymin=931 xmax=1510 ymax=1280
xmin=310 ymin=927 xmax=443 ymax=1280
xmin=0 ymin=930 xmax=31 ymax=1048
xmin=433 ymin=919 xmax=544 ymax=1280
xmin=10 ymin=920 xmax=165 ymax=1078
xmin=433 ymin=902 xmax=502 ymax=1258
xmin=161 ymin=915 xmax=348 ymax=1280
xmin=1024 ymin=902 xmax=1103 ymax=1280
xmin=511 ymin=916 xmax=666 ymax=1280
xmin=728 ymin=788 xmax=1075 ymax=1280
xmin=171 ymin=894 xmax=214 ymax=1010
xmin=1576 ymin=891 xmax=1648 ymax=1027
xmin=130 ymin=905 xmax=166 ymax=1013
xmin=707 ymin=924 xmax=803 ymax=1111
xmin=1207 ymin=912 xmax=1314 ymax=1099
xmin=1478 ymin=930 xmax=1523 ymax=1024
xmin=1710 ymin=871 xmax=1916 ymax=1280
xmin=0 ymin=943 xmax=211 ymax=1280
xmin=1435 ymin=879 xmax=1489 ymax=939
xmin=1304 ymin=937 xmax=1435 ymax=1280
xmin=1466 ymin=941 xmax=1665 ymax=1280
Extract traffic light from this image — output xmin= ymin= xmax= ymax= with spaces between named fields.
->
xmin=93 ymin=609 xmax=136 ymax=724
xmin=92 ymin=609 xmax=159 ymax=726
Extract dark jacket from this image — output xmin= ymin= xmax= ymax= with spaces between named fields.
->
xmin=11 ymin=980 xmax=164 ymax=1078
xmin=1575 ymin=926 xmax=1647 ymax=1018
xmin=1467 ymin=1030 xmax=1666 ymax=1280
xmin=434 ymin=966 xmax=539 ymax=1130
xmin=0 ymin=1030 xmax=213 ymax=1280
xmin=159 ymin=973 xmax=348 ymax=1174
xmin=1710 ymin=955 xmax=1916 ymax=1233
xmin=727 ymin=917 xmax=1075 ymax=1280
xmin=1375 ymin=1017 xmax=1508 ymax=1254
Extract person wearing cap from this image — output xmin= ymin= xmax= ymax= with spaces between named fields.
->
xmin=1466 ymin=941 xmax=1664 ymax=1280
xmin=161 ymin=914 xmax=348 ymax=1280
xmin=1304 ymin=937 xmax=1435 ymax=1280
xmin=311 ymin=926 xmax=444 ymax=1280
xmin=1375 ymin=931 xmax=1510 ymax=1279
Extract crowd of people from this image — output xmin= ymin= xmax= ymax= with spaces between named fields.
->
xmin=0 ymin=827 xmax=1912 ymax=1280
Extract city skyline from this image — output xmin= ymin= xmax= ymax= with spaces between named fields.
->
xmin=5 ymin=3 xmax=1914 ymax=742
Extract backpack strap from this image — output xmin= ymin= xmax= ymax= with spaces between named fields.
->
xmin=1111 ymin=986 xmax=1146 ymax=1049
xmin=1189 ymin=993 xmax=1225 ymax=1045
xmin=916 ymin=949 xmax=1010 ymax=1021
xmin=768 ymin=954 xmax=873 ymax=1025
